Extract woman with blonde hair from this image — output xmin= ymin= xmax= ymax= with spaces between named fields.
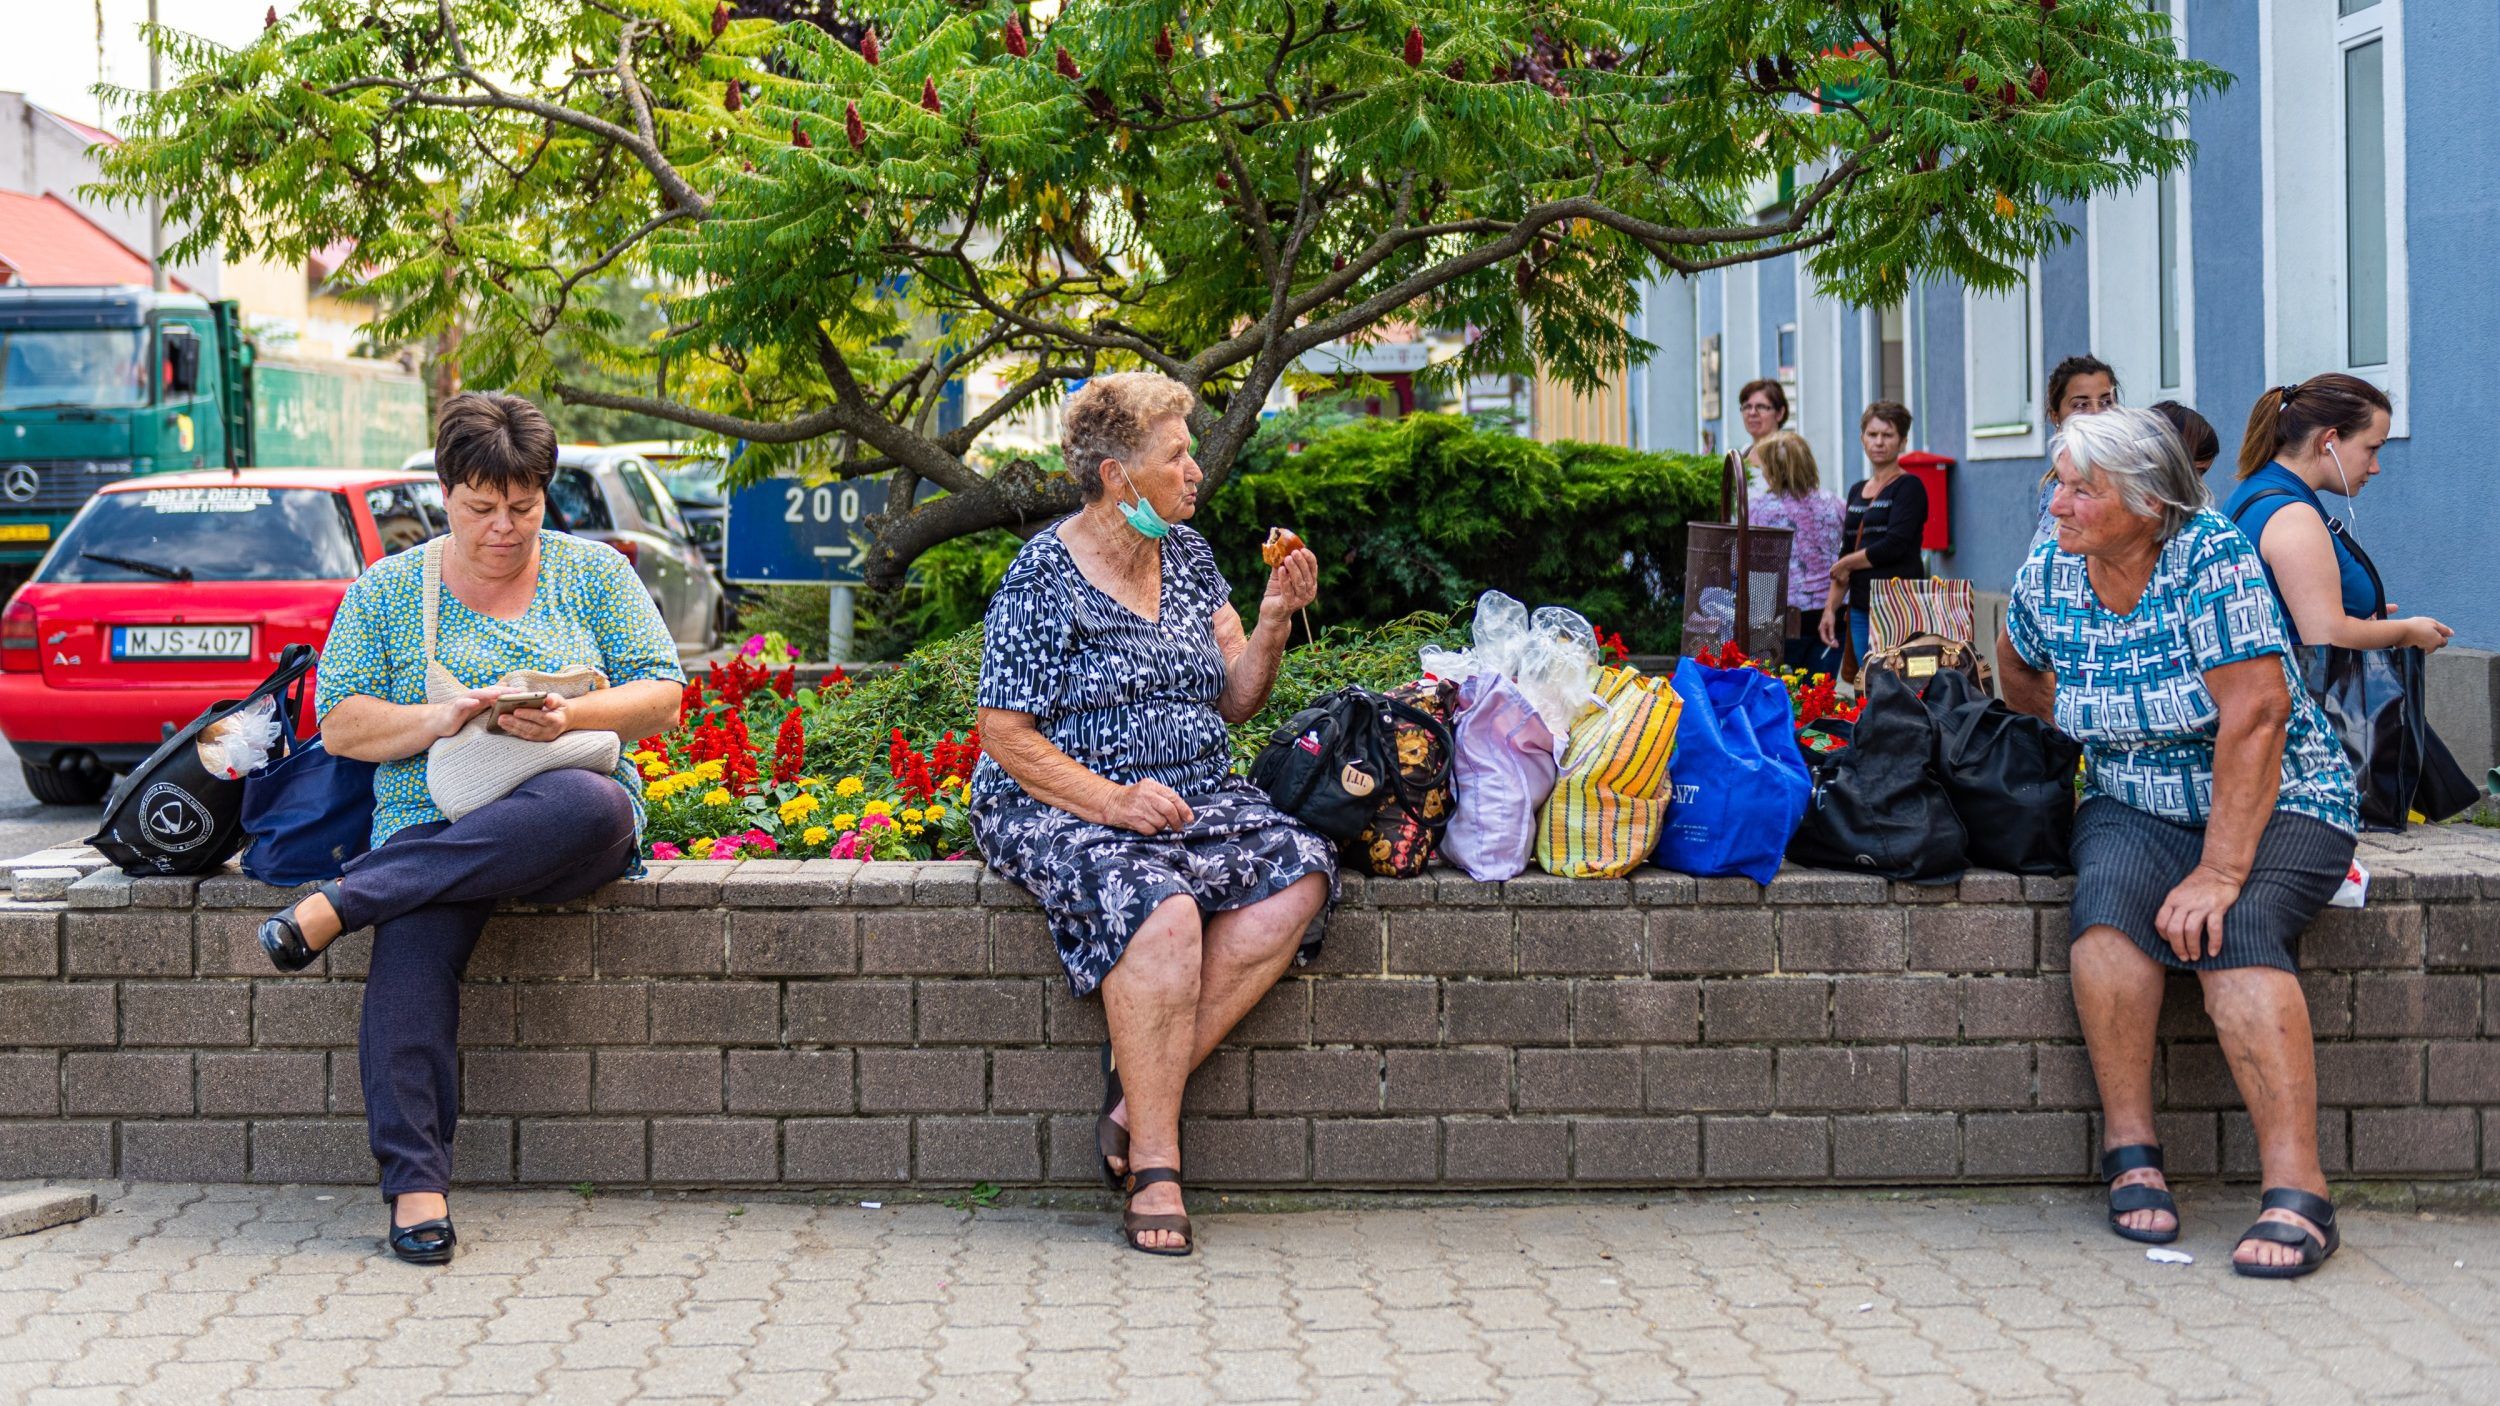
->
xmin=1746 ymin=430 xmax=1843 ymax=672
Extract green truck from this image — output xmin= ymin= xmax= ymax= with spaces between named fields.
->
xmin=0 ymin=285 xmax=428 ymax=565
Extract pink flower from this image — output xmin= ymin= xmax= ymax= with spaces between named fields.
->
xmin=830 ymin=832 xmax=861 ymax=860
xmin=708 ymin=836 xmax=743 ymax=860
xmin=650 ymin=842 xmax=682 ymax=861
xmin=740 ymin=634 xmax=766 ymax=658
xmin=743 ymin=830 xmax=778 ymax=853
xmin=862 ymin=813 xmax=895 ymax=830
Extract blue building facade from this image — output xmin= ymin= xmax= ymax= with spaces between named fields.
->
xmin=1625 ymin=0 xmax=2500 ymax=646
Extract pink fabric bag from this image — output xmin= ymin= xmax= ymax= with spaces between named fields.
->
xmin=1440 ymin=672 xmax=1562 ymax=882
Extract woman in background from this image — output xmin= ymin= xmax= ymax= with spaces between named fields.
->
xmin=1747 ymin=431 xmax=1843 ymax=673
xmin=1820 ymin=401 xmax=1928 ymax=669
xmin=1736 ymin=379 xmax=1790 ymax=473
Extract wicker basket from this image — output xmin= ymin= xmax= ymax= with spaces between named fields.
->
xmin=1681 ymin=452 xmax=1794 ymax=662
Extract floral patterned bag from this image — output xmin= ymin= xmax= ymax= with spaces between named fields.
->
xmin=1350 ymin=677 xmax=1459 ymax=878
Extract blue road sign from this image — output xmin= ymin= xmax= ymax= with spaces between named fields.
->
xmin=724 ymin=476 xmax=888 ymax=586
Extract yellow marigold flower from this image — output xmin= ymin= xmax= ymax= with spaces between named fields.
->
xmin=801 ymin=826 xmax=829 ymax=846
xmin=923 ymin=804 xmax=947 ymax=821
xmin=864 ymin=799 xmax=893 ymax=817
xmin=832 ymin=813 xmax=859 ymax=831
xmin=938 ymin=775 xmax=963 ymax=791
xmin=689 ymin=836 xmax=713 ymax=854
xmin=778 ymin=794 xmax=820 ymax=824
xmin=901 ymin=807 xmax=925 ymax=824
xmin=798 ymin=776 xmax=824 ymax=791
xmin=834 ymin=776 xmax=865 ymax=797
xmin=906 ymin=824 xmax=925 ymax=837
xmin=702 ymin=787 xmax=735 ymax=807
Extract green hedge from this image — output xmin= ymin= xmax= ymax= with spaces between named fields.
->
xmin=1194 ymin=412 xmax=1721 ymax=654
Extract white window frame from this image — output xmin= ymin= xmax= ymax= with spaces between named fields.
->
xmin=1961 ymin=263 xmax=2045 ymax=461
xmin=2260 ymin=0 xmax=2410 ymax=436
xmin=2086 ymin=1 xmax=2195 ymax=407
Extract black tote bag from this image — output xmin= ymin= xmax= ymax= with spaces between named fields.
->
xmin=2231 ymin=490 xmax=2472 ymax=829
xmin=1248 ymin=686 xmax=1451 ymax=846
xmin=1786 ymin=668 xmax=1968 ymax=882
xmin=1917 ymin=668 xmax=2083 ymax=875
xmin=89 ymin=645 xmax=319 ymax=877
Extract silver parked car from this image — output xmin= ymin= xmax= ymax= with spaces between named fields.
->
xmin=399 ymin=445 xmax=725 ymax=649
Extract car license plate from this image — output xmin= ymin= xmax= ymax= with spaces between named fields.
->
xmin=0 ymin=524 xmax=49 ymax=543
xmin=112 ymin=625 xmax=254 ymax=660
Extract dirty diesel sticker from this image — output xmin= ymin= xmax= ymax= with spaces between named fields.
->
xmin=140 ymin=487 xmax=271 ymax=514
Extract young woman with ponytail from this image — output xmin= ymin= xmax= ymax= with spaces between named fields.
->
xmin=2220 ymin=374 xmax=2452 ymax=654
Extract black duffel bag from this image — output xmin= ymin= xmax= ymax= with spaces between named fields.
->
xmin=1247 ymin=685 xmax=1450 ymax=847
xmin=89 ymin=645 xmax=318 ymax=877
xmin=1916 ymin=667 xmax=2083 ymax=876
xmin=1786 ymin=668 xmax=1968 ymax=883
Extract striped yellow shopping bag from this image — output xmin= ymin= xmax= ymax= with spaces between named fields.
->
xmin=1535 ymin=666 xmax=1683 ymax=879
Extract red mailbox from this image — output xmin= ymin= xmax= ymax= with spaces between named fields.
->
xmin=1897 ymin=450 xmax=1954 ymax=553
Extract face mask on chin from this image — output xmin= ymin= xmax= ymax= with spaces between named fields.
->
xmin=1108 ymin=459 xmax=1172 ymax=541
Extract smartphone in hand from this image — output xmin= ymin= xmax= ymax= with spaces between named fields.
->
xmin=489 ymin=691 xmax=552 ymax=733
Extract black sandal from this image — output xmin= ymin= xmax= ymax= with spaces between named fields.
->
xmin=2232 ymin=1187 xmax=2338 ymax=1279
xmin=2101 ymin=1144 xmax=2179 ymax=1245
xmin=385 ymin=1196 xmax=456 ymax=1266
xmin=1095 ymin=1041 xmax=1129 ymax=1191
xmin=1121 ymin=1167 xmax=1193 ymax=1258
xmin=260 ymin=880 xmax=346 ymax=974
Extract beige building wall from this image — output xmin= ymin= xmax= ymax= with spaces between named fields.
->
xmin=1531 ymin=369 xmax=1630 ymax=447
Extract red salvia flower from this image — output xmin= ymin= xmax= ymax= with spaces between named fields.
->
xmin=772 ymin=710 xmax=805 ymax=785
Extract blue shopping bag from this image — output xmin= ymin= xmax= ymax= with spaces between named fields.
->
xmin=1651 ymin=657 xmax=1811 ymax=885
xmin=239 ymin=647 xmax=377 ymax=887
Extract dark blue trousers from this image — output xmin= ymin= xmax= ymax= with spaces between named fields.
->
xmin=330 ymin=769 xmax=637 ymax=1197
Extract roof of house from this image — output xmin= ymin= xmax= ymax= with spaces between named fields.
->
xmin=0 ymin=190 xmax=187 ymax=292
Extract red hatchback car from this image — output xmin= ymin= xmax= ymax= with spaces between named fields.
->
xmin=0 ymin=468 xmax=446 ymax=804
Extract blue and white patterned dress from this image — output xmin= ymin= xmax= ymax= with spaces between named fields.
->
xmin=316 ymin=531 xmax=685 ymax=866
xmin=2005 ymin=508 xmax=2356 ymax=835
xmin=969 ymin=521 xmax=1337 ymax=996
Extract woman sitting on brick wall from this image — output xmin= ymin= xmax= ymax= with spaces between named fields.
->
xmin=253 ymin=393 xmax=685 ymax=1266
xmin=970 ymin=372 xmax=1330 ymax=1257
xmin=1996 ymin=407 xmax=2360 ymax=1279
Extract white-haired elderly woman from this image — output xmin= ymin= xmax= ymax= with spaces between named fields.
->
xmin=970 ymin=371 xmax=1328 ymax=1257
xmin=1997 ymin=406 xmax=2359 ymax=1280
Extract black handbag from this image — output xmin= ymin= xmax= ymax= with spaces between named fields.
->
xmin=2232 ymin=491 xmax=2474 ymax=829
xmin=90 ymin=644 xmax=320 ymax=877
xmin=240 ymin=648 xmax=378 ymax=887
xmin=1786 ymin=669 xmax=1968 ymax=882
xmin=1248 ymin=686 xmax=1452 ymax=847
xmin=1916 ymin=668 xmax=2082 ymax=875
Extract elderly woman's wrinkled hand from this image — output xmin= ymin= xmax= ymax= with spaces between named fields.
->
xmin=1261 ymin=547 xmax=1319 ymax=618
xmin=1104 ymin=778 xmax=1195 ymax=836
xmin=2156 ymin=863 xmax=2244 ymax=962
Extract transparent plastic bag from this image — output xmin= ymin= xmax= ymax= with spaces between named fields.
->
xmin=195 ymin=694 xmax=282 ymax=781
xmin=1421 ymin=590 xmax=1601 ymax=740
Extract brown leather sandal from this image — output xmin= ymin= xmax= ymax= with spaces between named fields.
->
xmin=1121 ymin=1167 xmax=1193 ymax=1257
xmin=1096 ymin=1042 xmax=1128 ymax=1191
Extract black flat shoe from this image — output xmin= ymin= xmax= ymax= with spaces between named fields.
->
xmin=259 ymin=880 xmax=345 ymax=974
xmin=386 ymin=1198 xmax=455 ymax=1266
xmin=2100 ymin=1144 xmax=2179 ymax=1245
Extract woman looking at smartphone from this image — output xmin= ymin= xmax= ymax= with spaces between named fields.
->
xmin=252 ymin=392 xmax=684 ymax=1266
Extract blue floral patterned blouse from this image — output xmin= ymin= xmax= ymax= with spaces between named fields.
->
xmin=316 ymin=531 xmax=684 ymax=855
xmin=2006 ymin=508 xmax=2356 ymax=835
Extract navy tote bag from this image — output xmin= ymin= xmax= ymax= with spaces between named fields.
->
xmin=239 ymin=646 xmax=378 ymax=886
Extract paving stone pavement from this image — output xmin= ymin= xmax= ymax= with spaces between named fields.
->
xmin=1 ymin=1182 xmax=2497 ymax=1404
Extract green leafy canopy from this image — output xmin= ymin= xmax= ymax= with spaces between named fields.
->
xmin=92 ymin=0 xmax=2221 ymax=582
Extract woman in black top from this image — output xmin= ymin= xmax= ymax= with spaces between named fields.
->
xmin=1819 ymin=400 xmax=1929 ymax=666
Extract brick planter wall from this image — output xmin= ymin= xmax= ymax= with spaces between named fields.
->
xmin=2 ymin=837 xmax=2497 ymax=1190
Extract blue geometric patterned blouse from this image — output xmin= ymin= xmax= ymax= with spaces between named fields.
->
xmin=2006 ymin=508 xmax=2357 ymax=836
xmin=316 ymin=531 xmax=685 ymax=855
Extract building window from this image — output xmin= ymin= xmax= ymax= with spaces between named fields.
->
xmin=2157 ymin=170 xmax=2183 ymax=389
xmin=1963 ymin=264 xmax=2042 ymax=459
xmin=2343 ymin=35 xmax=2388 ymax=367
